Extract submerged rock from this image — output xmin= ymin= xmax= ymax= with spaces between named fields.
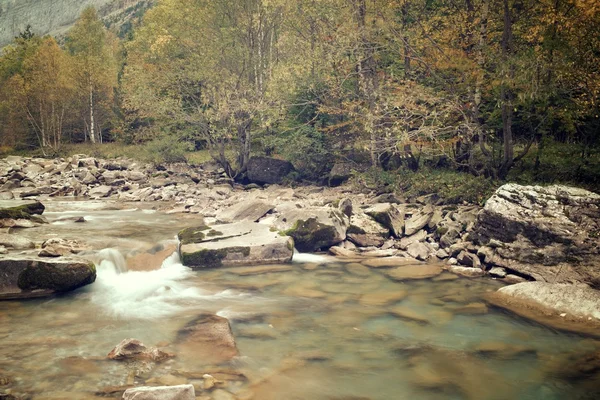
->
xmin=122 ymin=384 xmax=195 ymax=400
xmin=178 ymin=222 xmax=293 ymax=268
xmin=485 ymin=282 xmax=600 ymax=337
xmin=175 ymin=314 xmax=239 ymax=364
xmin=108 ymin=338 xmax=173 ymax=362
xmin=383 ymin=264 xmax=443 ymax=281
xmin=0 ymin=256 xmax=96 ymax=299
xmin=472 ymin=184 xmax=600 ymax=286
xmin=0 ymin=233 xmax=35 ymax=250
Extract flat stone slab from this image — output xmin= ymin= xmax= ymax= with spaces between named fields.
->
xmin=0 ymin=256 xmax=96 ymax=300
xmin=178 ymin=222 xmax=293 ymax=268
xmin=361 ymin=257 xmax=421 ymax=268
xmin=485 ymin=282 xmax=600 ymax=337
xmin=383 ymin=264 xmax=443 ymax=281
xmin=218 ymin=200 xmax=274 ymax=223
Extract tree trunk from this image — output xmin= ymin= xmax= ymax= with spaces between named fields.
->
xmin=354 ymin=0 xmax=379 ymax=167
xmin=402 ymin=2 xmax=411 ymax=78
xmin=499 ymin=0 xmax=514 ymax=179
xmin=89 ymin=82 xmax=96 ymax=144
xmin=236 ymin=110 xmax=252 ymax=176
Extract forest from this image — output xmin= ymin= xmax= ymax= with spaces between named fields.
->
xmin=0 ymin=0 xmax=599 ymax=195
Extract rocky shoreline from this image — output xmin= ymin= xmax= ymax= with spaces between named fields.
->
xmin=1 ymin=155 xmax=600 ymax=334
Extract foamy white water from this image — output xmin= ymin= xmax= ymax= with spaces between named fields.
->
xmin=292 ymin=251 xmax=337 ymax=264
xmin=90 ymin=250 xmax=212 ymax=319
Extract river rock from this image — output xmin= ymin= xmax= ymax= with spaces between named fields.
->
xmin=39 ymin=238 xmax=87 ymax=257
xmin=122 ymin=385 xmax=195 ymax=400
xmin=218 ymin=200 xmax=274 ymax=223
xmin=178 ymin=222 xmax=293 ymax=268
xmin=328 ymin=162 xmax=353 ymax=186
xmin=485 ymin=282 xmax=600 ymax=336
xmin=348 ymin=211 xmax=389 ymax=239
xmin=271 ymin=204 xmax=348 ymax=252
xmin=89 ymin=185 xmax=113 ymax=198
xmin=108 ymin=338 xmax=173 ymax=362
xmin=383 ymin=264 xmax=443 ymax=281
xmin=447 ymin=265 xmax=485 ymax=278
xmin=175 ymin=314 xmax=239 ymax=364
xmin=365 ymin=203 xmax=404 ymax=237
xmin=0 ymin=256 xmax=96 ymax=299
xmin=247 ymin=156 xmax=294 ymax=184
xmin=406 ymin=242 xmax=431 ymax=261
xmin=456 ymin=251 xmax=481 ymax=268
xmin=0 ymin=233 xmax=35 ymax=250
xmin=472 ymin=184 xmax=600 ymax=286
xmin=0 ymin=199 xmax=45 ymax=219
xmin=361 ymin=257 xmax=417 ymax=268
xmin=488 ymin=267 xmax=507 ymax=278
xmin=404 ymin=205 xmax=434 ymax=236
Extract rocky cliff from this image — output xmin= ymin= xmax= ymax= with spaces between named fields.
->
xmin=0 ymin=0 xmax=148 ymax=48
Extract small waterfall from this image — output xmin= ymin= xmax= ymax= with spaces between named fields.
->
xmin=90 ymin=249 xmax=209 ymax=319
xmin=96 ymin=248 xmax=128 ymax=274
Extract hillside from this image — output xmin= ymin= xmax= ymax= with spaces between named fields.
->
xmin=0 ymin=0 xmax=148 ymax=47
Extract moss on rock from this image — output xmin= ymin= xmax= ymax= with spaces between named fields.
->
xmin=182 ymin=246 xmax=251 ymax=268
xmin=178 ymin=225 xmax=210 ymax=245
xmin=17 ymin=260 xmax=96 ymax=291
xmin=285 ymin=218 xmax=338 ymax=252
xmin=0 ymin=201 xmax=45 ymax=220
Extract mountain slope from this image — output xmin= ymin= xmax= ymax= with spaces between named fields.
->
xmin=0 ymin=0 xmax=148 ymax=47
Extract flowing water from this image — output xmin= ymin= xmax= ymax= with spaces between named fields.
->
xmin=1 ymin=201 xmax=599 ymax=400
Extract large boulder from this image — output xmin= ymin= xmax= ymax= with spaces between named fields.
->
xmin=247 ymin=156 xmax=294 ymax=185
xmin=175 ymin=314 xmax=239 ymax=364
xmin=328 ymin=162 xmax=353 ymax=186
xmin=472 ymin=184 xmax=600 ymax=287
xmin=0 ymin=256 xmax=96 ymax=299
xmin=178 ymin=222 xmax=293 ymax=268
xmin=365 ymin=203 xmax=405 ymax=237
xmin=271 ymin=204 xmax=349 ymax=252
xmin=485 ymin=282 xmax=600 ymax=337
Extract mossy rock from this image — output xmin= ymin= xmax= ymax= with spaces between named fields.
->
xmin=0 ymin=200 xmax=45 ymax=220
xmin=178 ymin=225 xmax=210 ymax=245
xmin=285 ymin=218 xmax=339 ymax=252
xmin=16 ymin=259 xmax=96 ymax=292
xmin=181 ymin=247 xmax=251 ymax=268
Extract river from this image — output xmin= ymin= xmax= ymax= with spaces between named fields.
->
xmin=1 ymin=200 xmax=598 ymax=399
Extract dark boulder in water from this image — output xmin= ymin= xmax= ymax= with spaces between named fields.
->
xmin=0 ymin=256 xmax=96 ymax=299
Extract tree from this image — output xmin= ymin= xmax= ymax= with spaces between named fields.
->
xmin=66 ymin=6 xmax=119 ymax=144
xmin=123 ymin=0 xmax=285 ymax=177
xmin=20 ymin=37 xmax=75 ymax=153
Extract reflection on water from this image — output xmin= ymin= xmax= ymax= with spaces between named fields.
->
xmin=0 ymin=202 xmax=599 ymax=400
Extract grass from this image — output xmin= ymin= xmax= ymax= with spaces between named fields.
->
xmin=57 ymin=142 xmax=215 ymax=166
xmin=354 ymin=167 xmax=500 ymax=205
xmin=508 ymin=141 xmax=600 ymax=194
